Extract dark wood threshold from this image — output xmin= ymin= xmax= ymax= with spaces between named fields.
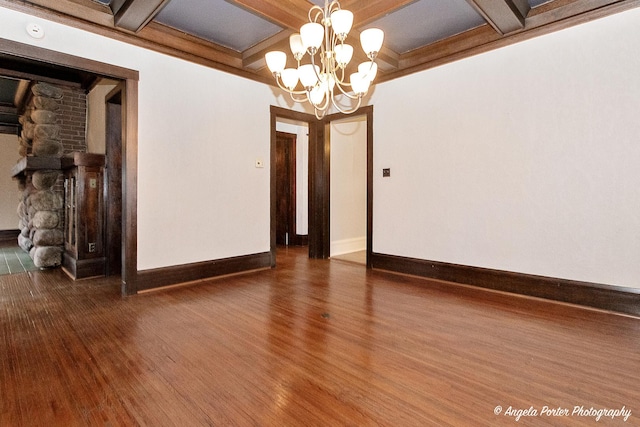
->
xmin=0 ymin=229 xmax=19 ymax=241
xmin=372 ymin=252 xmax=640 ymax=317
xmin=289 ymin=234 xmax=309 ymax=246
xmin=137 ymin=252 xmax=271 ymax=291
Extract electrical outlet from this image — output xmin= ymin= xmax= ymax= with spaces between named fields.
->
xmin=255 ymin=159 xmax=264 ymax=168
xmin=88 ymin=243 xmax=96 ymax=253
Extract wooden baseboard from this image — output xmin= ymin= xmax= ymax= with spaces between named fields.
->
xmin=63 ymin=253 xmax=106 ymax=280
xmin=137 ymin=252 xmax=271 ymax=291
xmin=0 ymin=229 xmax=20 ymax=241
xmin=372 ymin=253 xmax=640 ymax=317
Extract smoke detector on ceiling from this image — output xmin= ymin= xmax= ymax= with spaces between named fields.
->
xmin=26 ymin=23 xmax=45 ymax=39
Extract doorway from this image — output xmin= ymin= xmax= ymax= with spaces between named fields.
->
xmin=270 ymin=105 xmax=374 ymax=267
xmin=0 ymin=39 xmax=139 ymax=294
xmin=329 ymin=114 xmax=368 ymax=265
xmin=275 ymin=131 xmax=297 ymax=246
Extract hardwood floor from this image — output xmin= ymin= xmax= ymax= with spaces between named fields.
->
xmin=1 ymin=246 xmax=638 ymax=426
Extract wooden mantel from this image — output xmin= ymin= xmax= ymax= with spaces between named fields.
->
xmin=11 ymin=156 xmax=61 ymax=179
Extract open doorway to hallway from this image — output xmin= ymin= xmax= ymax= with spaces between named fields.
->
xmin=0 ymin=39 xmax=138 ymax=293
xmin=329 ymin=114 xmax=367 ymax=266
xmin=270 ymin=105 xmax=374 ymax=268
xmin=275 ymin=120 xmax=309 ymax=248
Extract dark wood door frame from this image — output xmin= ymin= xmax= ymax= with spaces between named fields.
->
xmin=270 ymin=106 xmax=317 ymax=265
xmin=0 ymin=38 xmax=139 ymax=295
xmin=275 ymin=131 xmax=297 ymax=246
xmin=105 ymin=84 xmax=124 ymax=279
xmin=270 ymin=105 xmax=374 ymax=268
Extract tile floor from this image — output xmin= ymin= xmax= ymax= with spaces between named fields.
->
xmin=0 ymin=243 xmax=37 ymax=275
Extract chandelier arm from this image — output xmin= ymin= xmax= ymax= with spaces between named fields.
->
xmin=314 ymin=106 xmax=327 ymax=120
xmin=309 ymin=53 xmax=324 ymax=83
xmin=289 ymin=92 xmax=309 ymax=103
xmin=331 ymin=94 xmax=363 ymax=115
xmin=333 ymin=67 xmax=347 ymax=85
xmin=306 ymin=86 xmax=331 ymax=113
xmin=275 ymin=76 xmax=307 ymax=95
xmin=334 ymin=80 xmax=359 ymax=100
xmin=309 ymin=5 xmax=324 ymax=23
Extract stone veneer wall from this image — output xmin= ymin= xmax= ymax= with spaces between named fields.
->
xmin=15 ymin=82 xmax=87 ymax=268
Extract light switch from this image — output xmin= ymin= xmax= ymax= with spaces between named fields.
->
xmin=383 ymin=168 xmax=390 ymax=177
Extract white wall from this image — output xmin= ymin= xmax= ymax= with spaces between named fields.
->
xmin=275 ymin=119 xmax=309 ymax=235
xmin=0 ymin=133 xmax=20 ymax=230
xmin=0 ymin=7 xmax=275 ymax=270
xmin=330 ymin=115 xmax=367 ymax=256
xmin=86 ymin=78 xmax=118 ymax=154
xmin=371 ymin=8 xmax=640 ymax=288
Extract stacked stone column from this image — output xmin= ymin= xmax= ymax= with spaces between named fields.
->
xmin=16 ymin=82 xmax=65 ymax=268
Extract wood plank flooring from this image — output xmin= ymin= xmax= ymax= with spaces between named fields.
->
xmin=1 ymin=246 xmax=639 ymax=426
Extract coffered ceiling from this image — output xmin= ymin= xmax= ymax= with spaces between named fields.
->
xmin=0 ymin=0 xmax=637 ymax=132
xmin=1 ymin=0 xmax=637 ymax=84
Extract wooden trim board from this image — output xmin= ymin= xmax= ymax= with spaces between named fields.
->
xmin=372 ymin=252 xmax=640 ymax=317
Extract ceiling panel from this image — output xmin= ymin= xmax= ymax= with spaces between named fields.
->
xmin=362 ymin=0 xmax=486 ymax=54
xmin=154 ymin=0 xmax=284 ymax=52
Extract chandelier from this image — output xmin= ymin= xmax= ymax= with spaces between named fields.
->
xmin=265 ymin=0 xmax=384 ymax=119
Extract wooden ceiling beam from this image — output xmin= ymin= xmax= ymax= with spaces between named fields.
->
xmin=14 ymin=80 xmax=31 ymax=111
xmin=466 ymin=0 xmax=529 ymax=34
xmin=111 ymin=0 xmax=172 ymax=33
xmin=10 ymin=0 xmax=114 ymax=26
xmin=0 ymin=105 xmax=17 ymax=114
xmin=242 ymin=30 xmax=293 ymax=69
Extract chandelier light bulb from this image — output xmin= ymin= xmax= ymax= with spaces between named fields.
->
xmin=309 ymin=85 xmax=326 ymax=105
xmin=265 ymin=51 xmax=287 ymax=74
xmin=289 ymin=34 xmax=305 ymax=60
xmin=350 ymin=72 xmax=370 ymax=96
xmin=281 ymin=68 xmax=299 ymax=90
xmin=334 ymin=44 xmax=353 ymax=68
xmin=360 ymin=28 xmax=384 ymax=57
xmin=331 ymin=9 xmax=353 ymax=40
xmin=358 ymin=61 xmax=378 ymax=82
xmin=300 ymin=22 xmax=324 ymax=53
xmin=299 ymin=64 xmax=320 ymax=88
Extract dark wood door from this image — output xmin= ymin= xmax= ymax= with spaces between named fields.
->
xmin=275 ymin=132 xmax=296 ymax=246
xmin=105 ymin=89 xmax=123 ymax=277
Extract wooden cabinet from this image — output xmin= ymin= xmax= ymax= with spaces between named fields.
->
xmin=62 ymin=153 xmax=106 ymax=279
